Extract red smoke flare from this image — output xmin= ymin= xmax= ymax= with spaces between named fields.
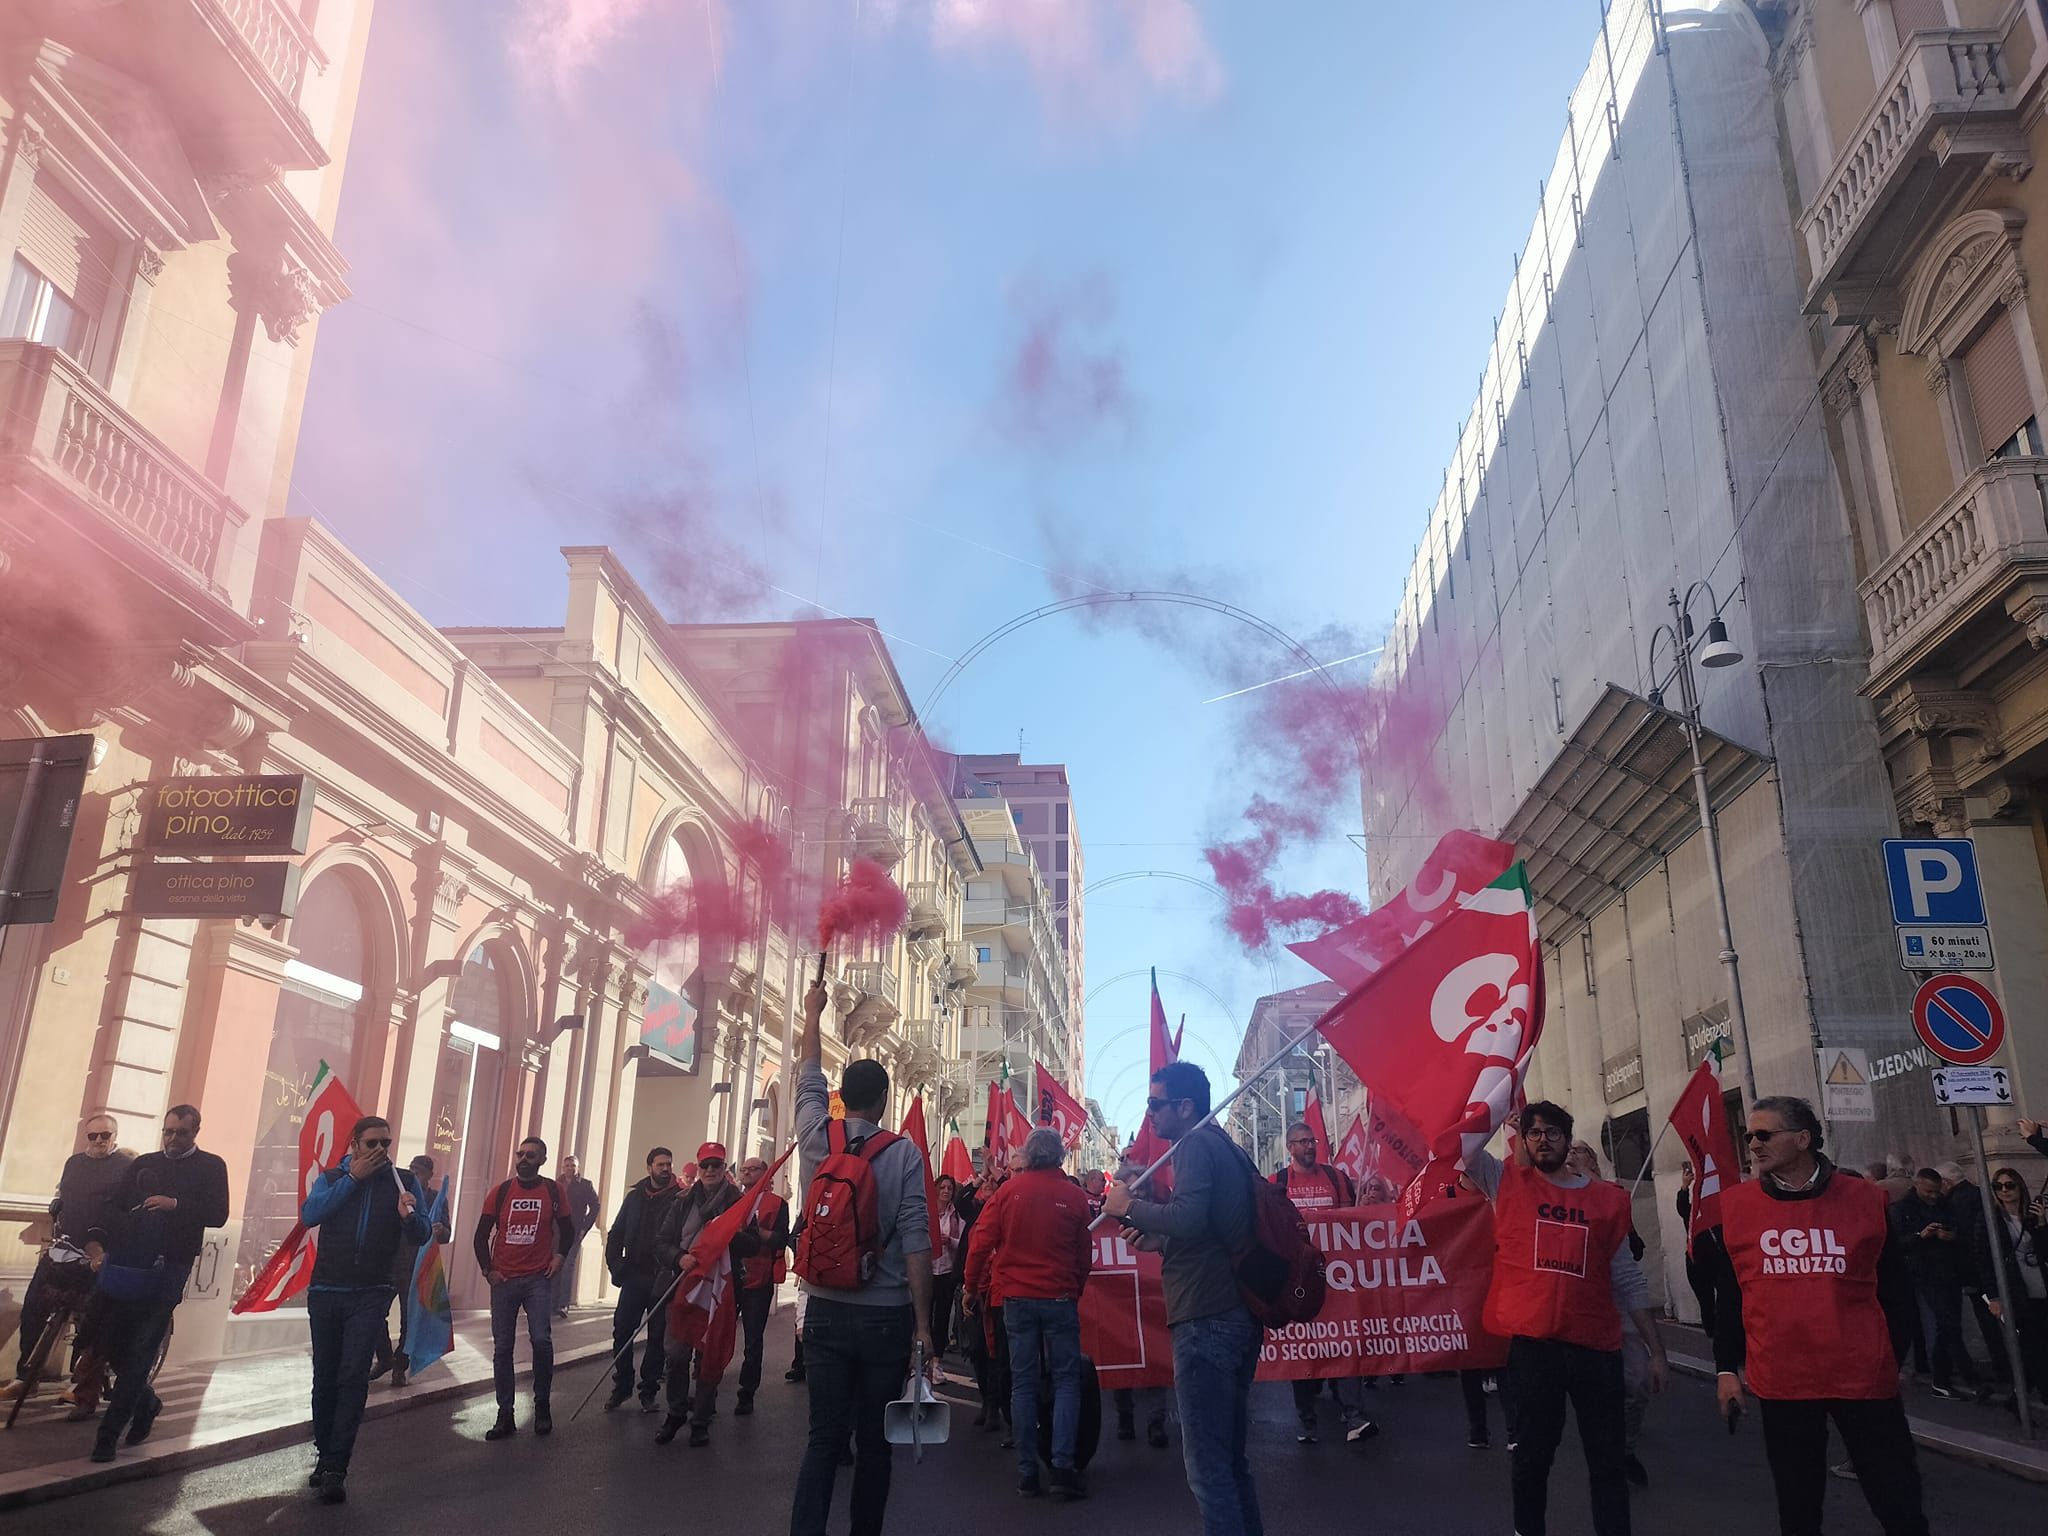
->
xmin=1203 ymin=796 xmax=1365 ymax=953
xmin=624 ymin=880 xmax=749 ymax=954
xmin=818 ymin=859 xmax=910 ymax=950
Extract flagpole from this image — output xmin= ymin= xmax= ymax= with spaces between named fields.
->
xmin=1626 ymin=1117 xmax=1676 ymax=1204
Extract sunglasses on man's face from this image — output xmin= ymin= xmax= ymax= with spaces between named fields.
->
xmin=360 ymin=1137 xmax=392 ymax=1150
xmin=85 ymin=1131 xmax=113 ymax=1142
xmin=1744 ymin=1129 xmax=1790 ymax=1144
xmin=1144 ymin=1097 xmax=1187 ymax=1115
xmin=699 ymin=1159 xmax=726 ymax=1172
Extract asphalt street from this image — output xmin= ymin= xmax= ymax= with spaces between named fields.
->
xmin=11 ymin=1351 xmax=2028 ymax=1535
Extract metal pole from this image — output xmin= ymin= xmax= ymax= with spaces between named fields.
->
xmin=1969 ymin=1107 xmax=2034 ymax=1437
xmin=736 ymin=850 xmax=773 ymax=1160
xmin=1669 ymin=589 xmax=1759 ymax=1108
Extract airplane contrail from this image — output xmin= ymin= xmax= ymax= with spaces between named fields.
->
xmin=1201 ymin=648 xmax=1384 ymax=705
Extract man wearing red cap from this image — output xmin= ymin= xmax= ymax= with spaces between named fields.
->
xmin=652 ymin=1141 xmax=762 ymax=1447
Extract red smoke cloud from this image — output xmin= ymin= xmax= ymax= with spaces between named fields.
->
xmin=996 ymin=277 xmax=1135 ymax=450
xmin=818 ymin=858 xmax=910 ymax=950
xmin=1203 ymin=796 xmax=1365 ymax=951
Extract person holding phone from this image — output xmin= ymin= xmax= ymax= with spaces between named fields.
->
xmin=1712 ymin=1097 xmax=1927 ymax=1536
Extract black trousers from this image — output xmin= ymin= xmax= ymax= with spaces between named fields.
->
xmin=1506 ymin=1335 xmax=1629 ymax=1536
xmin=1460 ymin=1366 xmax=1518 ymax=1442
xmin=611 ymin=1273 xmax=669 ymax=1398
xmin=1914 ymin=1282 xmax=1980 ymax=1388
xmin=738 ymin=1284 xmax=773 ymax=1398
xmin=929 ymin=1271 xmax=959 ymax=1356
xmin=1757 ymin=1396 xmax=1928 ymax=1536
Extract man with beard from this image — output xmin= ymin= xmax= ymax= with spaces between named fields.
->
xmin=474 ymin=1138 xmax=575 ymax=1440
xmin=604 ymin=1147 xmax=683 ymax=1412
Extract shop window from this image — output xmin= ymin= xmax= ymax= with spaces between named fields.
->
xmin=235 ymin=873 xmax=370 ymax=1304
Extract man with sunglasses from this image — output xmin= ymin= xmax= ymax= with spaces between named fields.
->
xmin=91 ymin=1105 xmax=230 ymax=1464
xmin=299 ymin=1116 xmax=431 ymax=1503
xmin=651 ymin=1140 xmax=753 ymax=1446
xmin=1463 ymin=1100 xmax=1663 ymax=1536
xmin=1711 ymin=1096 xmax=1929 ymax=1536
xmin=5 ymin=1114 xmax=131 ymax=1402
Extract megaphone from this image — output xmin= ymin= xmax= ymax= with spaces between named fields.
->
xmin=883 ymin=1341 xmax=950 ymax=1460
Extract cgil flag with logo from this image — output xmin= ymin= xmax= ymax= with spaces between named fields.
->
xmin=231 ymin=1061 xmax=365 ymax=1313
xmin=1034 ymin=1063 xmax=1089 ymax=1153
xmin=669 ymin=1142 xmax=798 ymax=1384
xmin=1315 ymin=864 xmax=1545 ymax=1168
xmin=1334 ymin=1113 xmax=1370 ymax=1186
xmin=1290 ymin=831 xmax=1516 ymax=990
xmin=1669 ymin=1058 xmax=1744 ymax=1247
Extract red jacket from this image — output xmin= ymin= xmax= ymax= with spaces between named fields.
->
xmin=963 ymin=1168 xmax=1094 ymax=1303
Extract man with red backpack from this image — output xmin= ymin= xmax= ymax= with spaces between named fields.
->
xmin=1272 ymin=1121 xmax=1378 ymax=1447
xmin=472 ymin=1136 xmax=576 ymax=1442
xmin=1101 ymin=1060 xmax=1266 ymax=1536
xmin=788 ymin=978 xmax=935 ymax=1536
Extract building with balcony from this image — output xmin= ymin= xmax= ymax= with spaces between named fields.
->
xmin=952 ymin=754 xmax=1085 ymax=1087
xmin=952 ymin=797 xmax=1070 ymax=1136
xmin=1362 ymin=0 xmax=1959 ymax=1326
xmin=1230 ymin=982 xmax=1349 ymax=1174
xmin=1776 ymin=0 xmax=2048 ymax=1134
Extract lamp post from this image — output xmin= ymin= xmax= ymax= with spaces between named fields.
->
xmin=1647 ymin=581 xmax=1758 ymax=1107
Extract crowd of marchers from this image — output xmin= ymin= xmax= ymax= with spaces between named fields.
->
xmin=10 ymin=1044 xmax=2047 ymax=1533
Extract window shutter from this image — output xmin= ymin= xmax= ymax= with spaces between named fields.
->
xmin=1964 ymin=307 xmax=2034 ymax=458
xmin=15 ymin=176 xmax=111 ymax=319
xmin=1892 ymin=0 xmax=1949 ymax=41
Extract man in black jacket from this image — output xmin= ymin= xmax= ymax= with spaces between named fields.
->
xmin=1890 ymin=1168 xmax=1983 ymax=1399
xmin=652 ymin=1141 xmax=758 ymax=1447
xmin=605 ymin=1146 xmax=681 ymax=1411
xmin=299 ymin=1116 xmax=431 ymax=1503
xmin=91 ymin=1105 xmax=231 ymax=1463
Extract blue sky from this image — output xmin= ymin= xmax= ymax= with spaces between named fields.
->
xmin=294 ymin=1 xmax=1599 ymax=1143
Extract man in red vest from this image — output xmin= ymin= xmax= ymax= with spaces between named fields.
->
xmin=1712 ymin=1095 xmax=1928 ymax=1536
xmin=1271 ymin=1121 xmax=1378 ymax=1446
xmin=1468 ymin=1100 xmax=1665 ymax=1536
xmin=733 ymin=1152 xmax=790 ymax=1417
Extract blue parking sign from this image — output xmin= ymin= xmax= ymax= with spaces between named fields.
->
xmin=1883 ymin=839 xmax=1985 ymax=926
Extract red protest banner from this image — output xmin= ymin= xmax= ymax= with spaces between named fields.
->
xmin=1081 ymin=1194 xmax=1506 ymax=1388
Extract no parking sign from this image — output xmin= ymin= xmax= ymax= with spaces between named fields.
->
xmin=1909 ymin=974 xmax=2006 ymax=1067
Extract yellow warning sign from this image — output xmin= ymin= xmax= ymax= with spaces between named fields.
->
xmin=1826 ymin=1052 xmax=1867 ymax=1086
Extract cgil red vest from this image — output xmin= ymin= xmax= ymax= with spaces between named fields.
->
xmin=740 ymin=1191 xmax=787 ymax=1291
xmin=1484 ymin=1161 xmax=1632 ymax=1351
xmin=1720 ymin=1172 xmax=1896 ymax=1400
xmin=1272 ymin=1164 xmax=1353 ymax=1211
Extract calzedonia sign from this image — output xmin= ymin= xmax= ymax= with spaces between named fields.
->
xmin=137 ymin=775 xmax=314 ymax=855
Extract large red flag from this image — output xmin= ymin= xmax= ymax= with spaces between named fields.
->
xmin=1363 ymin=1099 xmax=1430 ymax=1190
xmin=1316 ymin=864 xmax=1543 ymax=1167
xmin=1128 ymin=971 xmax=1181 ymax=1182
xmin=670 ymin=1142 xmax=797 ymax=1384
xmin=1333 ymin=1113 xmax=1369 ymax=1186
xmin=1034 ymin=1063 xmax=1088 ymax=1153
xmin=1290 ymin=830 xmax=1515 ymax=990
xmin=942 ymin=1135 xmax=975 ymax=1186
xmin=1003 ymin=1091 xmax=1033 ymax=1159
xmin=900 ymin=1097 xmax=944 ymax=1258
xmin=1669 ymin=1059 xmax=1743 ymax=1245
xmin=1303 ymin=1089 xmax=1332 ymax=1165
xmin=232 ymin=1062 xmax=366 ymax=1313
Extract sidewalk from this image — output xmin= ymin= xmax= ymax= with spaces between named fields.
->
xmin=1658 ymin=1321 xmax=2048 ymax=1484
xmin=0 ymin=1307 xmax=618 ymax=1510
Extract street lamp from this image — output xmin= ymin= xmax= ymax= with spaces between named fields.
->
xmin=1647 ymin=581 xmax=1758 ymax=1107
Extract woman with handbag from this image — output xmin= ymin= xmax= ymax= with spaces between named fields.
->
xmin=1975 ymin=1166 xmax=2048 ymax=1413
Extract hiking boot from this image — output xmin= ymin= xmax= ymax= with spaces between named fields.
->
xmin=485 ymin=1416 xmax=517 ymax=1441
xmin=1017 ymin=1471 xmax=1043 ymax=1497
xmin=534 ymin=1404 xmax=553 ymax=1437
xmin=784 ymin=1364 xmax=805 ymax=1382
xmin=368 ymin=1358 xmax=392 ymax=1383
xmin=734 ymin=1393 xmax=754 ymax=1416
xmin=389 ymin=1367 xmax=409 ymax=1390
xmin=639 ymin=1392 xmax=660 ymax=1413
xmin=126 ymin=1392 xmax=162 ymax=1446
xmin=308 ymin=1461 xmax=326 ymax=1488
xmin=316 ymin=1468 xmax=347 ymax=1505
xmin=655 ymin=1416 xmax=684 ymax=1445
xmin=605 ymin=1385 xmax=631 ymax=1412
xmin=89 ymin=1437 xmax=116 ymax=1464
xmin=1050 ymin=1466 xmax=1088 ymax=1500
xmin=688 ymin=1423 xmax=710 ymax=1447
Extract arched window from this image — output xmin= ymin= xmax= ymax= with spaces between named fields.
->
xmin=235 ymin=873 xmax=371 ymax=1301
xmin=642 ymin=830 xmax=708 ymax=1070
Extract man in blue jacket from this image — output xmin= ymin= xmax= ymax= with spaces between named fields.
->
xmin=301 ymin=1115 xmax=430 ymax=1505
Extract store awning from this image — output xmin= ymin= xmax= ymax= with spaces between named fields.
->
xmin=1502 ymin=685 xmax=1771 ymax=946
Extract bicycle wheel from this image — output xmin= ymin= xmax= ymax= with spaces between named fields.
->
xmin=4 ymin=1303 xmax=73 ymax=1431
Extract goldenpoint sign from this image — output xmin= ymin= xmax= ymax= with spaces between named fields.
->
xmin=137 ymin=776 xmax=314 ymax=855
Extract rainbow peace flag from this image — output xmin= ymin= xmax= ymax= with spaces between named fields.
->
xmin=403 ymin=1176 xmax=453 ymax=1374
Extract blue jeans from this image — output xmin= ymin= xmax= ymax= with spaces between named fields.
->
xmin=1172 ymin=1308 xmax=1264 ymax=1536
xmin=1006 ymin=1296 xmax=1082 ymax=1477
xmin=790 ymin=1297 xmax=913 ymax=1536
xmin=489 ymin=1272 xmax=555 ymax=1415
xmin=309 ymin=1286 xmax=393 ymax=1474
